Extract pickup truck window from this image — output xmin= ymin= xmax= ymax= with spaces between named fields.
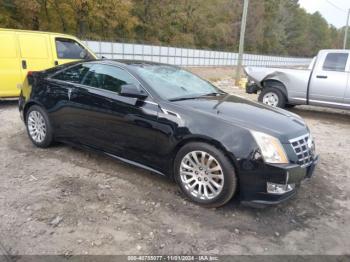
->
xmin=323 ymin=53 xmax=348 ymax=72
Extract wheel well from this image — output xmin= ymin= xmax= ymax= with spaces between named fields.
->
xmin=171 ymin=137 xmax=239 ymax=179
xmin=262 ymin=80 xmax=288 ymax=98
xmin=23 ymin=102 xmax=38 ymax=122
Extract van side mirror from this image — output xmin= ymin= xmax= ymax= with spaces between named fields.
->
xmin=120 ymin=84 xmax=148 ymax=99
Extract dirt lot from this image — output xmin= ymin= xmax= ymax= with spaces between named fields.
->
xmin=1 ymin=69 xmax=350 ymax=256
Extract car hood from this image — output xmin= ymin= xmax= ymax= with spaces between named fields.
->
xmin=171 ymin=94 xmax=308 ymax=143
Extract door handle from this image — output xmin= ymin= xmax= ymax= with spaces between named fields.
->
xmin=68 ymin=88 xmax=74 ymax=100
xmin=22 ymin=60 xmax=27 ymax=69
xmin=54 ymin=61 xmax=59 ymax=66
xmin=67 ymin=87 xmax=80 ymax=100
xmin=316 ymin=75 xmax=328 ymax=79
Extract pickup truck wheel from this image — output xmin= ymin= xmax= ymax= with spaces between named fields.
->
xmin=259 ymin=88 xmax=286 ymax=108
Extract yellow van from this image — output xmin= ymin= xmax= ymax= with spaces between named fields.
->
xmin=0 ymin=28 xmax=96 ymax=98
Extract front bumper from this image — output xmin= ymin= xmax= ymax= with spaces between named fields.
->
xmin=240 ymin=155 xmax=319 ymax=207
xmin=246 ymin=82 xmax=260 ymax=94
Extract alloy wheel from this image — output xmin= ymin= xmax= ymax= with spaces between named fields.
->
xmin=179 ymin=151 xmax=224 ymax=200
xmin=27 ymin=110 xmax=47 ymax=143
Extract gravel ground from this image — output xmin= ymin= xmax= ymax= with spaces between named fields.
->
xmin=0 ymin=71 xmax=350 ymax=256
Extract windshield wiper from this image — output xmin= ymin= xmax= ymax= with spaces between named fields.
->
xmin=200 ymin=92 xmax=226 ymax=97
xmin=169 ymin=96 xmax=199 ymax=102
xmin=169 ymin=92 xmax=226 ymax=102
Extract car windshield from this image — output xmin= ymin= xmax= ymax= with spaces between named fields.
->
xmin=132 ymin=64 xmax=224 ymax=101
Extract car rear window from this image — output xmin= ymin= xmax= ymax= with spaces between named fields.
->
xmin=82 ymin=64 xmax=139 ymax=94
xmin=51 ymin=64 xmax=92 ymax=84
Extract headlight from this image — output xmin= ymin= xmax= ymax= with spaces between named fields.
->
xmin=251 ymin=131 xmax=289 ymax=164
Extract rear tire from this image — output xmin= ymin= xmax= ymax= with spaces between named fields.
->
xmin=25 ymin=105 xmax=53 ymax=148
xmin=174 ymin=142 xmax=237 ymax=208
xmin=258 ymin=87 xmax=286 ymax=108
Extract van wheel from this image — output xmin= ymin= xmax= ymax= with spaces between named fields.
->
xmin=258 ymin=87 xmax=286 ymax=108
xmin=174 ymin=142 xmax=237 ymax=208
xmin=26 ymin=105 xmax=53 ymax=148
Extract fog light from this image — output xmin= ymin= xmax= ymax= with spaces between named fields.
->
xmin=267 ymin=182 xmax=295 ymax=195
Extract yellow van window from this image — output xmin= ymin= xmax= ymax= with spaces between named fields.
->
xmin=0 ymin=34 xmax=17 ymax=58
xmin=19 ymin=34 xmax=48 ymax=59
xmin=55 ymin=38 xmax=93 ymax=60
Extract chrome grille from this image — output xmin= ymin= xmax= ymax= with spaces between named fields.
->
xmin=289 ymin=134 xmax=314 ymax=167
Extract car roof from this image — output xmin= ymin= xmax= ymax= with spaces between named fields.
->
xmin=319 ymin=49 xmax=350 ymax=53
xmin=98 ymin=59 xmax=176 ymax=68
xmin=44 ymin=59 xmax=178 ymax=76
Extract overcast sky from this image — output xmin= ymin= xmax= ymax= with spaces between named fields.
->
xmin=299 ymin=0 xmax=350 ymax=28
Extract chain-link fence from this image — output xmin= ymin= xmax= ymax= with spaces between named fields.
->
xmin=84 ymin=40 xmax=312 ymax=68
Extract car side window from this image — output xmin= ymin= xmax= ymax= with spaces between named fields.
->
xmin=55 ymin=38 xmax=93 ymax=60
xmin=82 ymin=64 xmax=139 ymax=94
xmin=323 ymin=53 xmax=349 ymax=72
xmin=51 ymin=64 xmax=92 ymax=84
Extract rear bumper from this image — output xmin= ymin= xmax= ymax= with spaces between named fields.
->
xmin=240 ymin=156 xmax=318 ymax=207
xmin=18 ymin=93 xmax=25 ymax=121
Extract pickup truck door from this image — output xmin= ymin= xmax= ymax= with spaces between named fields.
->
xmin=308 ymin=51 xmax=350 ymax=106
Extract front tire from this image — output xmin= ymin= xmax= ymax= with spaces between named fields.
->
xmin=26 ymin=105 xmax=53 ymax=148
xmin=174 ymin=142 xmax=237 ymax=208
xmin=258 ymin=87 xmax=286 ymax=108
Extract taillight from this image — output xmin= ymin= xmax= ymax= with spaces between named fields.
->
xmin=27 ymin=71 xmax=36 ymax=85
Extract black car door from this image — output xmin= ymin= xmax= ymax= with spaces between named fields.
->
xmin=45 ymin=63 xmax=92 ymax=141
xmin=68 ymin=63 xmax=160 ymax=169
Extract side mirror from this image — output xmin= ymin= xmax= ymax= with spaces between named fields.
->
xmin=120 ymin=84 xmax=148 ymax=99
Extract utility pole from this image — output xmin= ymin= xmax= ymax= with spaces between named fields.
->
xmin=235 ymin=0 xmax=249 ymax=85
xmin=344 ymin=9 xmax=350 ymax=49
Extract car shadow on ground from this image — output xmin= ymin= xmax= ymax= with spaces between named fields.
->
xmin=0 ymin=100 xmax=18 ymax=108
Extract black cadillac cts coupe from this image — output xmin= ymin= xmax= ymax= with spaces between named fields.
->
xmin=19 ymin=60 xmax=318 ymax=207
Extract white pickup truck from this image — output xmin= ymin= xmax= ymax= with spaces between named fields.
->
xmin=244 ymin=49 xmax=350 ymax=110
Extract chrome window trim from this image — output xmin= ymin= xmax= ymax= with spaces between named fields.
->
xmin=47 ymin=62 xmax=155 ymax=100
xmin=49 ymin=78 xmax=156 ymax=104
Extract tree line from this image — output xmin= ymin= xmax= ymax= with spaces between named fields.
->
xmin=0 ymin=0 xmax=349 ymax=57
